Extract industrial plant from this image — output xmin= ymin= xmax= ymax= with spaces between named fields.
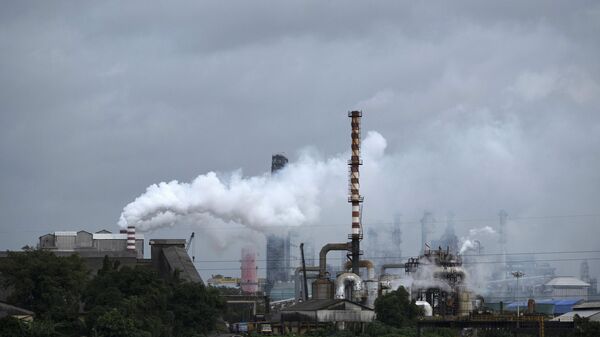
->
xmin=218 ymin=112 xmax=599 ymax=336
xmin=1 ymin=111 xmax=598 ymax=337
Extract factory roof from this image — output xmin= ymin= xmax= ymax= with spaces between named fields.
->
xmin=573 ymin=301 xmax=600 ymax=310
xmin=545 ymin=277 xmax=590 ymax=287
xmin=503 ymin=298 xmax=584 ymax=315
xmin=0 ymin=301 xmax=34 ymax=318
xmin=92 ymin=233 xmax=144 ymax=240
xmin=551 ymin=310 xmax=600 ymax=322
xmin=54 ymin=231 xmax=77 ymax=236
xmin=281 ymin=299 xmax=373 ymax=312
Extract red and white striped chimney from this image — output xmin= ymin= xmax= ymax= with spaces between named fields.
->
xmin=126 ymin=226 xmax=136 ymax=251
xmin=348 ymin=111 xmax=363 ymax=236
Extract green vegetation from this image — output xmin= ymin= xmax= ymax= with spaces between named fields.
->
xmin=2 ymin=252 xmax=600 ymax=337
xmin=0 ymin=252 xmax=223 ymax=337
xmin=374 ymin=287 xmax=421 ymax=328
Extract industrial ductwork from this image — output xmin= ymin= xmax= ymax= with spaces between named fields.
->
xmin=343 ymin=260 xmax=375 ymax=280
xmin=335 ymin=272 xmax=363 ymax=300
xmin=380 ymin=263 xmax=405 ymax=276
xmin=319 ymin=243 xmax=350 ymax=277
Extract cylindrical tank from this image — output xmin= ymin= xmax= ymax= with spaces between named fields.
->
xmin=240 ymin=246 xmax=258 ymax=293
xmin=364 ymin=280 xmax=379 ymax=308
xmin=312 ymin=278 xmax=334 ymax=299
xmin=458 ymin=290 xmax=472 ymax=316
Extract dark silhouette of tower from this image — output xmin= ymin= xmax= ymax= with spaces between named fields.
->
xmin=266 ymin=154 xmax=290 ymax=295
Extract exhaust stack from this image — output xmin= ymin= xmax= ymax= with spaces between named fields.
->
xmin=348 ymin=111 xmax=363 ymax=274
xmin=126 ymin=226 xmax=136 ymax=251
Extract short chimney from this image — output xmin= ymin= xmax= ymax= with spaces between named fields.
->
xmin=127 ymin=226 xmax=136 ymax=251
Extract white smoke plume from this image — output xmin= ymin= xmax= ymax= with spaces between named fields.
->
xmin=118 ymin=131 xmax=385 ymax=234
xmin=459 ymin=226 xmax=496 ymax=254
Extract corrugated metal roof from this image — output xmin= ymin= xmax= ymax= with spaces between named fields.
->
xmin=574 ymin=301 xmax=600 ymax=310
xmin=92 ymin=233 xmax=144 ymax=240
xmin=281 ymin=299 xmax=373 ymax=311
xmin=54 ymin=231 xmax=77 ymax=236
xmin=545 ymin=277 xmax=590 ymax=287
xmin=552 ymin=310 xmax=600 ymax=322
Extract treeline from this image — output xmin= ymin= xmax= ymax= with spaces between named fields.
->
xmin=0 ymin=250 xmax=223 ymax=337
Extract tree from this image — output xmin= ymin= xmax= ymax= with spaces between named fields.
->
xmin=572 ymin=315 xmax=600 ymax=337
xmin=0 ymin=250 xmax=88 ymax=334
xmin=83 ymin=264 xmax=171 ymax=337
xmin=92 ymin=309 xmax=148 ymax=337
xmin=374 ymin=286 xmax=421 ymax=328
xmin=169 ymin=282 xmax=224 ymax=336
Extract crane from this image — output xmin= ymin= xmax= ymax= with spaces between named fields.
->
xmin=186 ymin=232 xmax=195 ymax=262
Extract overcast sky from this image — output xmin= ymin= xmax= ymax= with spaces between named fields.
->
xmin=1 ymin=1 xmax=599 ymax=280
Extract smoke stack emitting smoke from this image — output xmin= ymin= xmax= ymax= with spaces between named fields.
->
xmin=118 ymin=131 xmax=386 ymax=234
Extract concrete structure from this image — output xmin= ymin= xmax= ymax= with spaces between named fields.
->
xmin=39 ymin=230 xmax=144 ymax=258
xmin=545 ymin=277 xmax=590 ymax=300
xmin=266 ymin=154 xmax=291 ymax=295
xmin=149 ymin=239 xmax=203 ymax=284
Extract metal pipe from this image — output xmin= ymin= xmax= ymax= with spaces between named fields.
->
xmin=294 ymin=266 xmax=319 ymax=301
xmin=335 ymin=272 xmax=363 ymax=299
xmin=319 ymin=243 xmax=349 ymax=277
xmin=343 ymin=260 xmax=375 ymax=280
xmin=380 ymin=263 xmax=405 ymax=276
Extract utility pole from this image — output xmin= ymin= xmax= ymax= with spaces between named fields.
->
xmin=512 ymin=271 xmax=525 ymax=328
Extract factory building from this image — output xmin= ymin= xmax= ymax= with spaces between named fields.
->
xmin=552 ymin=301 xmax=600 ymax=322
xmin=38 ymin=228 xmax=144 ymax=258
xmin=33 ymin=229 xmax=201 ymax=283
xmin=545 ymin=277 xmax=590 ymax=301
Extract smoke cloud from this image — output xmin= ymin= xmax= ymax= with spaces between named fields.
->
xmin=119 ymin=131 xmax=387 ymax=234
xmin=459 ymin=226 xmax=497 ymax=254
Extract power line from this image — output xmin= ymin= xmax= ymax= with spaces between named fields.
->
xmin=194 ymin=257 xmax=600 ymax=270
xmin=192 ymin=249 xmax=600 ymax=263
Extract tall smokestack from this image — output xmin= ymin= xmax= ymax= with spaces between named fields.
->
xmin=240 ymin=246 xmax=258 ymax=293
xmin=348 ymin=111 xmax=363 ymax=275
xmin=127 ymin=225 xmax=136 ymax=251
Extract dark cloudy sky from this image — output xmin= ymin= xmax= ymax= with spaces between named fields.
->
xmin=1 ymin=1 xmax=599 ymax=280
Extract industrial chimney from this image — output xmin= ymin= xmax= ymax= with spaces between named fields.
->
xmin=240 ymin=246 xmax=258 ymax=293
xmin=127 ymin=225 xmax=136 ymax=251
xmin=348 ymin=111 xmax=363 ymax=275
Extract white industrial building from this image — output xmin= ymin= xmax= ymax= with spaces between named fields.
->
xmin=545 ymin=277 xmax=590 ymax=301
